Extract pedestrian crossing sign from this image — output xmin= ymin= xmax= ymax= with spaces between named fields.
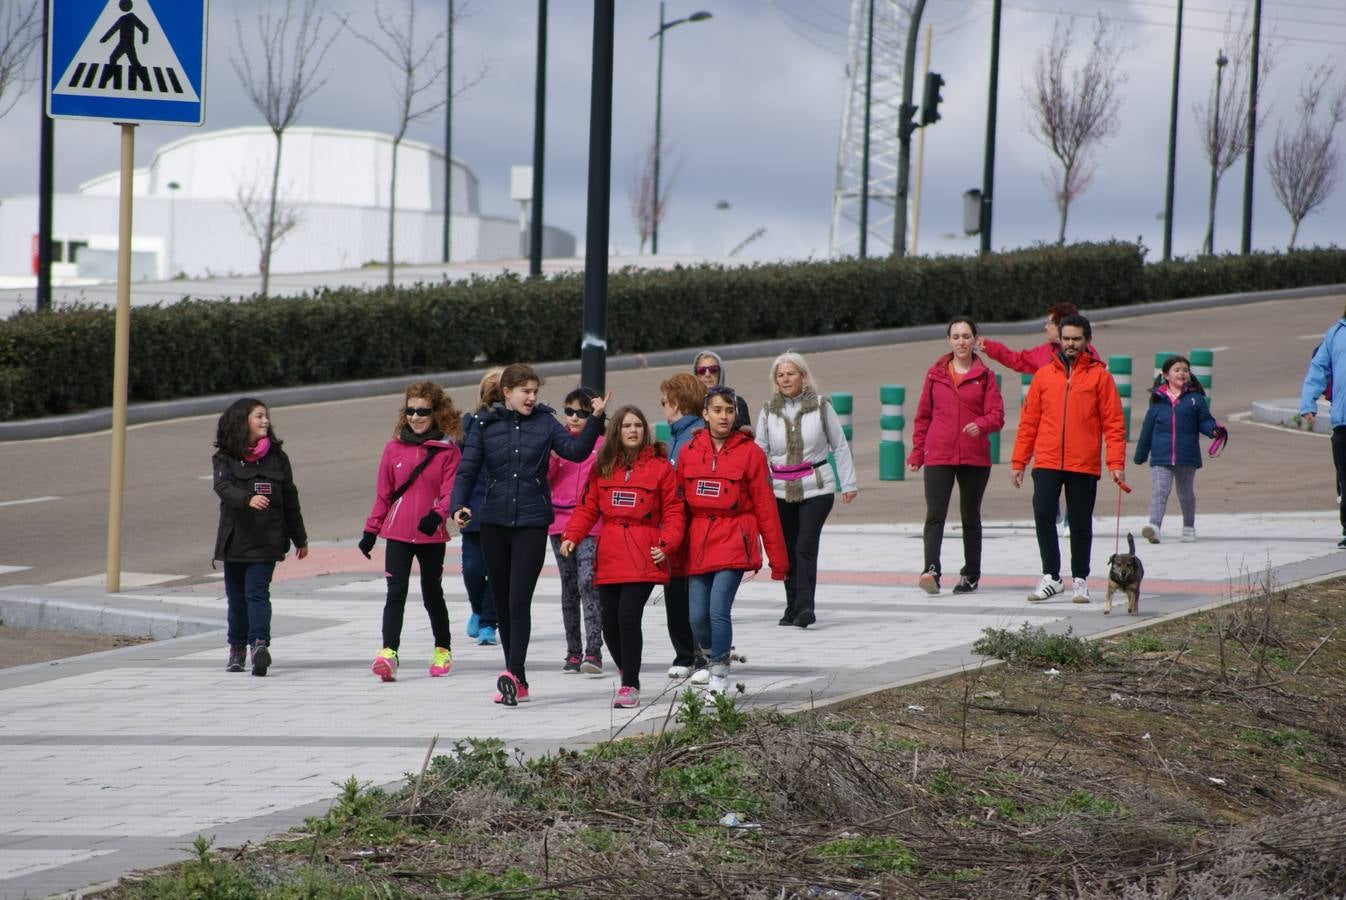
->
xmin=47 ymin=0 xmax=208 ymax=124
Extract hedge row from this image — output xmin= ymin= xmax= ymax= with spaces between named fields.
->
xmin=2 ymin=242 xmax=1343 ymax=421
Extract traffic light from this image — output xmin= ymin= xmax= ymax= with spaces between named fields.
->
xmin=921 ymin=72 xmax=944 ymax=126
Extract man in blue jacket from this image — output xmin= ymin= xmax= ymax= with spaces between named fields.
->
xmin=1299 ymin=311 xmax=1346 ymax=548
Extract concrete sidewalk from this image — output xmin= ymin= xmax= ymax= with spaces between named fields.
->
xmin=2 ymin=511 xmax=1343 ymax=898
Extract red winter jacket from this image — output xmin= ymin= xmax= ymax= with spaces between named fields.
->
xmin=364 ymin=437 xmax=462 ymax=543
xmin=907 ymin=354 xmax=1005 ymax=468
xmin=981 ymin=338 xmax=1102 ymax=375
xmin=676 ymin=430 xmax=788 ymax=579
xmin=562 ymin=446 xmax=685 ymax=585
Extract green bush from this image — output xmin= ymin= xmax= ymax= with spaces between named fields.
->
xmin=2 ymin=241 xmax=1341 ymax=421
xmin=972 ymin=622 xmax=1104 ymax=668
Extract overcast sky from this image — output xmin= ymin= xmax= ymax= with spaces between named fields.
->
xmin=1 ymin=0 xmax=1343 ymax=263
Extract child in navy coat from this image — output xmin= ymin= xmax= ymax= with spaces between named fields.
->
xmin=1134 ymin=356 xmax=1225 ymax=543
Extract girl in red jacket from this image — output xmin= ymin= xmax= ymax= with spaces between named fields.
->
xmin=359 ymin=382 xmax=463 ymax=682
xmin=678 ymin=387 xmax=789 ymax=699
xmin=560 ymin=406 xmax=685 ymax=709
xmin=907 ymin=318 xmax=1005 ymax=594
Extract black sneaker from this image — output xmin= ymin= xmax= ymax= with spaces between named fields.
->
xmin=778 ymin=611 xmax=796 ymax=626
xmin=1337 ymin=537 xmax=1346 ymax=549
xmin=226 ymin=645 xmax=246 ymax=672
xmin=952 ymin=576 xmax=979 ymax=594
xmin=250 ymin=641 xmax=271 ymax=677
xmin=792 ymin=610 xmax=816 ymax=628
xmin=918 ymin=566 xmax=940 ymax=595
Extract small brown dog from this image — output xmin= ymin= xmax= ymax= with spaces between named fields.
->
xmin=1105 ymin=532 xmax=1144 ymax=615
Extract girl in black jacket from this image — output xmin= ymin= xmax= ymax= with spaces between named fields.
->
xmin=212 ymin=398 xmax=308 ymax=676
xmin=450 ymin=364 xmax=609 ymax=706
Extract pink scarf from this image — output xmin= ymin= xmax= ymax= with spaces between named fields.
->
xmin=243 ymin=436 xmax=270 ymax=463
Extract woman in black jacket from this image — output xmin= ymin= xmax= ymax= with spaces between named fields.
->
xmin=212 ymin=398 xmax=308 ymax=676
xmin=451 ymin=364 xmax=609 ymax=706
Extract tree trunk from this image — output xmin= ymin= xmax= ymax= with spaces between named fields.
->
xmin=388 ymin=137 xmax=401 ymax=289
xmin=1289 ymin=218 xmax=1300 ymax=251
xmin=1203 ymin=163 xmax=1219 ymax=256
xmin=1056 ymin=168 xmax=1069 ymax=245
xmin=263 ymin=130 xmax=285 ymax=297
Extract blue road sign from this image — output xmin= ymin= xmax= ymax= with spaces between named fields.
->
xmin=47 ymin=0 xmax=208 ymax=125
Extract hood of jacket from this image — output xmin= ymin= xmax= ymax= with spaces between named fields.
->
xmin=693 ymin=349 xmax=728 ymax=386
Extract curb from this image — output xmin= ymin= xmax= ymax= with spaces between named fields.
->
xmin=3 ymin=282 xmax=1342 ymax=442
xmin=0 ymin=591 xmax=224 ymax=639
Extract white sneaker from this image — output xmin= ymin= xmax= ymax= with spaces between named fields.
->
xmin=689 ymin=667 xmax=710 ymax=685
xmin=705 ymin=663 xmax=731 ymax=699
xmin=1071 ymin=577 xmax=1091 ymax=603
xmin=667 ymin=664 xmax=691 ymax=679
xmin=1027 ymin=575 xmax=1064 ymax=602
xmin=1141 ymin=523 xmax=1160 ymax=544
xmin=1181 ymin=527 xmax=1196 ymax=543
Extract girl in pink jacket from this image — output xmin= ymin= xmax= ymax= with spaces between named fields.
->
xmin=907 ymin=318 xmax=1005 ymax=595
xmin=359 ymin=382 xmax=463 ymax=682
xmin=547 ymin=387 xmax=605 ymax=674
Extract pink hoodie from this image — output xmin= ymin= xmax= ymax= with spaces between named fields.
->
xmin=547 ymin=436 xmax=603 ymax=537
xmin=364 ymin=438 xmax=462 ymax=544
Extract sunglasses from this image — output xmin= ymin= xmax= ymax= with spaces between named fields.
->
xmin=563 ymin=407 xmax=592 ymax=419
xmin=405 ymin=406 xmax=434 ymax=417
xmin=694 ymin=365 xmax=721 ymax=376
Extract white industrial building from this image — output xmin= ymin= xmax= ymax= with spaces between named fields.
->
xmin=0 ymin=125 xmax=575 ymax=285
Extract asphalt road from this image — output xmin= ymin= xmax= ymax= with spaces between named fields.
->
xmin=1 ymin=292 xmax=1340 ymax=590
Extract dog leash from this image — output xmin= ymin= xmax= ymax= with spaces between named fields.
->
xmin=1114 ymin=478 xmax=1132 ymax=556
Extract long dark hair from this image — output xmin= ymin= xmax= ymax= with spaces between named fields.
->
xmin=595 ymin=405 xmax=664 ymax=477
xmin=1154 ymin=355 xmax=1206 ymax=395
xmin=214 ymin=397 xmax=280 ymax=459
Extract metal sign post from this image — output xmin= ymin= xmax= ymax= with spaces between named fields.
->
xmin=47 ymin=0 xmax=208 ymax=592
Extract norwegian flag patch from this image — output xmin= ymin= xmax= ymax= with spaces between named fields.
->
xmin=254 ymin=482 xmax=273 ymax=495
xmin=695 ymin=480 xmax=722 ymax=498
xmin=610 ymin=490 xmax=638 ymax=508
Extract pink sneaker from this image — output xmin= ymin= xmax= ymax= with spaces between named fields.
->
xmin=494 ymin=670 xmax=529 ymax=706
xmin=428 ymin=647 xmax=452 ymax=677
xmin=370 ymin=648 xmax=398 ymax=682
xmin=613 ymin=685 xmax=640 ymax=708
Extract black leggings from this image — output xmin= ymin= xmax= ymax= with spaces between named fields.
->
xmin=776 ymin=494 xmax=834 ymax=618
xmin=382 ymin=540 xmax=451 ymax=652
xmin=479 ymin=524 xmax=549 ymax=684
xmin=600 ymin=582 xmax=654 ymax=688
xmin=664 ymin=575 xmax=698 ymax=667
xmin=921 ymin=465 xmax=991 ymax=578
xmin=1332 ymin=427 xmax=1346 ymax=534
xmin=1031 ymin=469 xmax=1098 ymax=580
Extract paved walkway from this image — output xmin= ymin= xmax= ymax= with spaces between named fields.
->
xmin=2 ymin=511 xmax=1343 ymax=898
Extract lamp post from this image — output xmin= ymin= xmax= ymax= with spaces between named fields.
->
xmin=1161 ymin=0 xmax=1183 ymax=262
xmin=1201 ymin=50 xmax=1227 ymax=256
xmin=649 ymin=4 xmax=710 ymax=256
xmin=166 ymin=180 xmax=180 ymax=278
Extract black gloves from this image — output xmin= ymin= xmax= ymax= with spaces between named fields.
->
xmin=418 ymin=511 xmax=444 ymax=536
xmin=1212 ymin=424 xmax=1228 ymax=441
xmin=358 ymin=531 xmax=377 ymax=558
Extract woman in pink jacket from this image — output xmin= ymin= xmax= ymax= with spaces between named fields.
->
xmin=907 ymin=318 xmax=1005 ymax=595
xmin=547 ymin=387 xmax=605 ymax=674
xmin=359 ymin=381 xmax=463 ymax=681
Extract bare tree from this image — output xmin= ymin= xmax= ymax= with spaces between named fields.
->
xmin=235 ymin=177 xmax=302 ymax=276
xmin=628 ymin=135 xmax=679 ymax=254
xmin=351 ymin=2 xmax=484 ymax=287
xmin=1267 ymin=64 xmax=1346 ymax=250
xmin=231 ymin=0 xmax=342 ymax=297
xmin=1023 ymin=14 xmax=1125 ymax=245
xmin=1193 ymin=10 xmax=1276 ymax=255
xmin=0 ymin=0 xmax=40 ymax=118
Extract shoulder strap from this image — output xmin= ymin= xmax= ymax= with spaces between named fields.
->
xmin=389 ymin=447 xmax=442 ymax=505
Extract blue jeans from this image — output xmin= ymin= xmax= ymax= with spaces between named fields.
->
xmin=688 ymin=569 xmax=744 ymax=664
xmin=459 ymin=531 xmax=497 ymax=627
xmin=224 ymin=561 xmax=276 ymax=646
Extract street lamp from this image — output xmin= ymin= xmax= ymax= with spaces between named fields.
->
xmin=166 ymin=180 xmax=181 ymax=278
xmin=1201 ymin=50 xmax=1227 ymax=256
xmin=649 ymin=4 xmax=710 ymax=255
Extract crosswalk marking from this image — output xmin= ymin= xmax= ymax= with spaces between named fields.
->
xmin=66 ymin=62 xmax=185 ymax=95
xmin=0 ymin=496 xmax=61 ymax=508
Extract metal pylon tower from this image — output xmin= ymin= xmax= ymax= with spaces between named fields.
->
xmin=828 ymin=0 xmax=909 ymax=258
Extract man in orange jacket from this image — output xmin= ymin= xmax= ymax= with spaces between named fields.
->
xmin=1011 ymin=314 xmax=1126 ymax=604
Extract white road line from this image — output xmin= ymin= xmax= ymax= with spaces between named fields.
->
xmin=1206 ymin=346 xmax=1230 ymax=352
xmin=0 ymin=496 xmax=61 ymax=508
xmin=0 ymin=565 xmax=32 ymax=575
